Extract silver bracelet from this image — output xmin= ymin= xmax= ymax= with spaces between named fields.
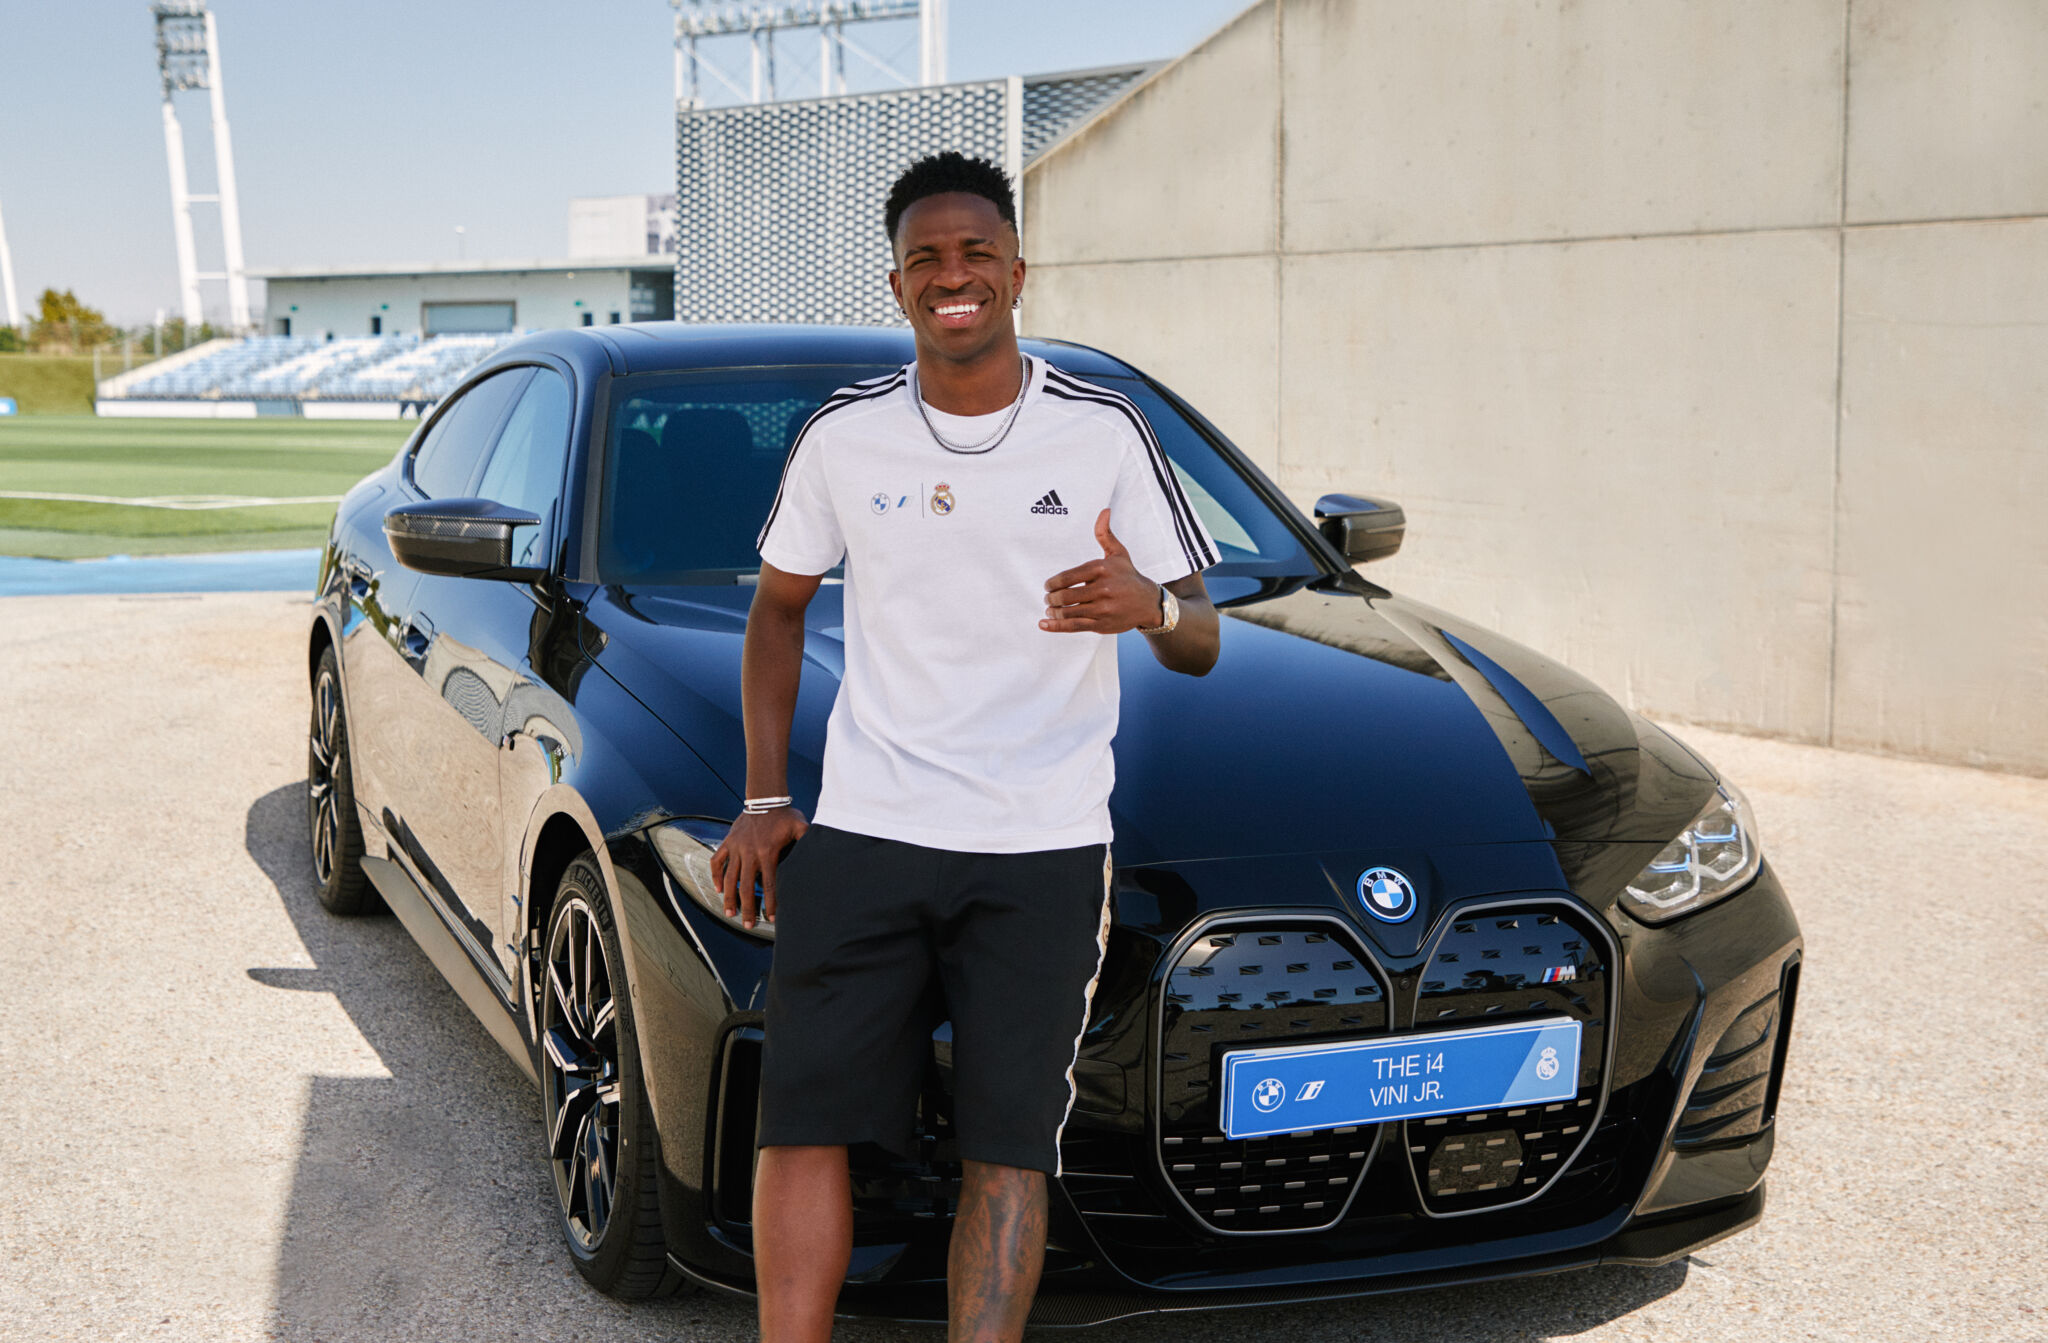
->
xmin=743 ymin=796 xmax=793 ymax=814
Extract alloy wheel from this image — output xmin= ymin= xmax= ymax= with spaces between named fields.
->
xmin=541 ymin=895 xmax=622 ymax=1251
xmin=307 ymin=667 xmax=343 ymax=886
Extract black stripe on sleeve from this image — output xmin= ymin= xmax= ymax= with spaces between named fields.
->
xmin=1042 ymin=370 xmax=1219 ymax=573
xmin=755 ymin=368 xmax=908 ymax=550
xmin=1044 ymin=368 xmax=1215 ymax=571
xmin=1043 ymin=381 xmax=1200 ymax=574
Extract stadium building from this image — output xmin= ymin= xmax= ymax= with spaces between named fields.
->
xmin=96 ymin=196 xmax=679 ymax=418
xmin=258 ymin=194 xmax=680 ymax=341
xmin=96 ymin=253 xmax=673 ymax=419
xmin=256 ymin=256 xmax=677 ymax=341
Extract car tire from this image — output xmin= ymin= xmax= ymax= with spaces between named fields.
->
xmin=540 ymin=855 xmax=683 ymax=1299
xmin=308 ymin=646 xmax=378 ymax=916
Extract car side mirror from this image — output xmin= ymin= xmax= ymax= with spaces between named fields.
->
xmin=384 ymin=497 xmax=546 ymax=582
xmin=1314 ymin=493 xmax=1406 ymax=565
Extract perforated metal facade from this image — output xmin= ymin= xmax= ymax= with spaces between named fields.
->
xmin=673 ymin=66 xmax=1152 ymax=325
xmin=1021 ymin=65 xmax=1154 ymax=162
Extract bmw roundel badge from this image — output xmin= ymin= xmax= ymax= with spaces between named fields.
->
xmin=1356 ymin=866 xmax=1417 ymax=922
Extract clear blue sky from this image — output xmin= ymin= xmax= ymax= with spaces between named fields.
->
xmin=0 ymin=0 xmax=1251 ymax=326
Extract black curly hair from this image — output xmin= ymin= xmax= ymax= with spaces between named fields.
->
xmin=883 ymin=151 xmax=1017 ymax=245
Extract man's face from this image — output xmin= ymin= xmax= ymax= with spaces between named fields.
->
xmin=888 ymin=192 xmax=1024 ymax=364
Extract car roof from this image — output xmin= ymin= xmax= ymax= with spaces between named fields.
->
xmin=487 ymin=322 xmax=1139 ymax=380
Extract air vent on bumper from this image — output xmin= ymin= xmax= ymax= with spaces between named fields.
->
xmin=1674 ymin=959 xmax=1799 ymax=1148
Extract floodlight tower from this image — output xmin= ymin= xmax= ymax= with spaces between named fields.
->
xmin=918 ymin=0 xmax=945 ymax=84
xmin=670 ymin=0 xmax=942 ymax=109
xmin=153 ymin=1 xmax=251 ymax=332
xmin=0 ymin=192 xmax=21 ymax=330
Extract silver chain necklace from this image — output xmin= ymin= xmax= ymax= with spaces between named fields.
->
xmin=911 ymin=355 xmax=1030 ymax=455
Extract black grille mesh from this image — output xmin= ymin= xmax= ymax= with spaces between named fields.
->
xmin=1160 ymin=1126 xmax=1375 ymax=1227
xmin=1157 ymin=923 xmax=1388 ymax=1232
xmin=1402 ymin=908 xmax=1611 ymax=1214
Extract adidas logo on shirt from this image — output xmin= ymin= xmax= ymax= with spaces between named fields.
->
xmin=1030 ymin=489 xmax=1069 ymax=515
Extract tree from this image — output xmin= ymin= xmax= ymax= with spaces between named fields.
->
xmin=30 ymin=288 xmax=118 ymax=352
xmin=157 ymin=316 xmax=218 ymax=352
xmin=0 ymin=326 xmax=23 ymax=353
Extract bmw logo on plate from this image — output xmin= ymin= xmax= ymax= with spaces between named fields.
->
xmin=1357 ymin=866 xmax=1418 ymax=923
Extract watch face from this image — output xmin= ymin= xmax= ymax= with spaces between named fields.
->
xmin=1144 ymin=586 xmax=1178 ymax=634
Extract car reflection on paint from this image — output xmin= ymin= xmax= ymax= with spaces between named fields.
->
xmin=303 ymin=322 xmax=1801 ymax=1325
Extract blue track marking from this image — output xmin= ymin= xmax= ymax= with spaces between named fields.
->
xmin=0 ymin=548 xmax=320 ymax=597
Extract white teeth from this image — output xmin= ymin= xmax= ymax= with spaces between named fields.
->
xmin=934 ymin=302 xmax=980 ymax=317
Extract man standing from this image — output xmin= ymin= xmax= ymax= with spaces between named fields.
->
xmin=711 ymin=151 xmax=1220 ymax=1342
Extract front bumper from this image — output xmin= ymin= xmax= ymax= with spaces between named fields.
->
xmin=668 ymin=1183 xmax=1761 ymax=1327
xmin=1025 ymin=1182 xmax=1766 ymax=1327
xmin=671 ymin=859 xmax=1800 ymax=1325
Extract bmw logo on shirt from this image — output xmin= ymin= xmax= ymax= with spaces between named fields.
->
xmin=1356 ymin=866 xmax=1417 ymax=922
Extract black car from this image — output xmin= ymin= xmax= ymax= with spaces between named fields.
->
xmin=305 ymin=323 xmax=1801 ymax=1324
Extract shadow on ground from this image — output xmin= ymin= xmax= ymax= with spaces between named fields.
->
xmin=242 ymin=781 xmax=1685 ymax=1341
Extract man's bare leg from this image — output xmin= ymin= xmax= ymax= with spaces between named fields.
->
xmin=948 ymin=1160 xmax=1047 ymax=1343
xmin=754 ymin=1144 xmax=853 ymax=1343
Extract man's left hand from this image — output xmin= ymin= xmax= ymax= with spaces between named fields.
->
xmin=1041 ymin=509 xmax=1164 ymax=634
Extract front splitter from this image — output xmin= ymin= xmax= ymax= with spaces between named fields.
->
xmin=667 ymin=1183 xmax=1765 ymax=1328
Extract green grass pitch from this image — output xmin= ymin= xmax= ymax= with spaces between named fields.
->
xmin=0 ymin=415 xmax=411 ymax=559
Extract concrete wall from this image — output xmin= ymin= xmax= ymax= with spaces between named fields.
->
xmin=1022 ymin=0 xmax=2048 ymax=775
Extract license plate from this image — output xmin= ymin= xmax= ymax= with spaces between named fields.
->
xmin=1219 ymin=1016 xmax=1582 ymax=1140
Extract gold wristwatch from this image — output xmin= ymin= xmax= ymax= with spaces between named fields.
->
xmin=1136 ymin=585 xmax=1179 ymax=635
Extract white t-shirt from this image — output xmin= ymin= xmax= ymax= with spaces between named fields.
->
xmin=756 ymin=356 xmax=1219 ymax=853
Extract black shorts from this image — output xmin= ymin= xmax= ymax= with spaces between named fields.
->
xmin=758 ymin=825 xmax=1112 ymax=1176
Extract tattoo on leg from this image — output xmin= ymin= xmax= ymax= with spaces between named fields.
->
xmin=949 ymin=1161 xmax=1048 ymax=1343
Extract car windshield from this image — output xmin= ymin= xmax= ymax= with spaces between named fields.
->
xmin=596 ymin=362 xmax=1317 ymax=584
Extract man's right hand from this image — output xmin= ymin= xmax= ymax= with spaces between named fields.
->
xmin=710 ymin=807 xmax=810 ymax=931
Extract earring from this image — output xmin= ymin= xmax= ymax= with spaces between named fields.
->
xmin=1012 ymin=296 xmax=1021 ymax=310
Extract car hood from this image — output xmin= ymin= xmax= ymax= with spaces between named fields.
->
xmin=579 ymin=574 xmax=1717 ymax=868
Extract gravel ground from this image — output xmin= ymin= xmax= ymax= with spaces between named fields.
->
xmin=1 ymin=592 xmax=2043 ymax=1343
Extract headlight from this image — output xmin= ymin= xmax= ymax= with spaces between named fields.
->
xmin=1619 ymin=781 xmax=1763 ymax=924
xmin=648 ymin=818 xmax=775 ymax=941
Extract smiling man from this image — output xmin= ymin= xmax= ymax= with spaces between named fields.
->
xmin=711 ymin=151 xmax=1220 ymax=1342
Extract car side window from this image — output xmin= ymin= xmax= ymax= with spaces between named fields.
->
xmin=474 ymin=367 xmax=573 ymax=570
xmin=410 ymin=367 xmax=532 ymax=498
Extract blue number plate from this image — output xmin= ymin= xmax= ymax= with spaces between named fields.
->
xmin=1219 ymin=1016 xmax=1582 ymax=1140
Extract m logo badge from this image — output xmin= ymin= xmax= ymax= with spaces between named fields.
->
xmin=931 ymin=482 xmax=955 ymax=515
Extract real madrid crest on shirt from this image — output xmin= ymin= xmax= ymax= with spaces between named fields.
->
xmin=930 ymin=482 xmax=955 ymax=515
